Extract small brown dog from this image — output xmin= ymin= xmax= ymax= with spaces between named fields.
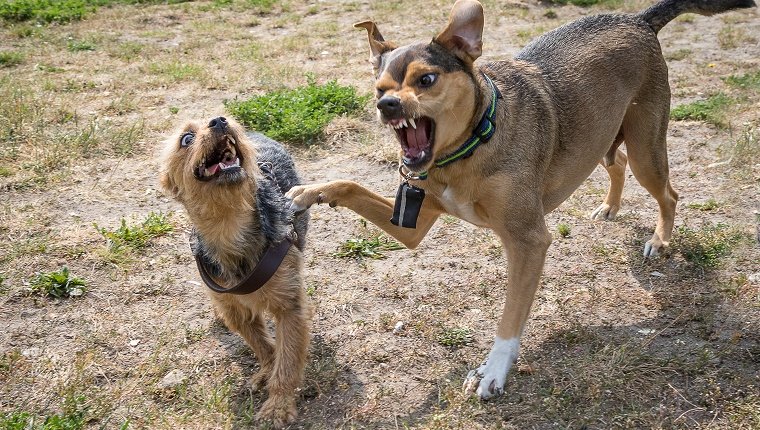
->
xmin=160 ymin=116 xmax=310 ymax=427
xmin=287 ymin=0 xmax=755 ymax=400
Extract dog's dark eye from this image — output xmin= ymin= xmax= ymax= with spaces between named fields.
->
xmin=180 ymin=132 xmax=195 ymax=148
xmin=418 ymin=73 xmax=437 ymax=88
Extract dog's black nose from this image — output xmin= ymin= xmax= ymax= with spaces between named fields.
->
xmin=376 ymin=96 xmax=402 ymax=118
xmin=208 ymin=116 xmax=228 ymax=130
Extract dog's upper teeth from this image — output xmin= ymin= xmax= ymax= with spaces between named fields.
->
xmin=409 ymin=118 xmax=417 ymax=129
xmin=401 ymin=119 xmax=408 ymax=128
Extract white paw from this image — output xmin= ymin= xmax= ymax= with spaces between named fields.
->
xmin=590 ymin=203 xmax=619 ymax=221
xmin=643 ymin=239 xmax=664 ymax=258
xmin=463 ymin=337 xmax=519 ymax=400
xmin=285 ymin=185 xmax=316 ymax=212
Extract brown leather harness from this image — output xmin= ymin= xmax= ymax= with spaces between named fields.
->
xmin=194 ymin=232 xmax=295 ymax=295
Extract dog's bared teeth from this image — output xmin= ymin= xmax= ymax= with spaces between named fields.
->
xmin=409 ymin=118 xmax=417 ymax=129
xmin=401 ymin=119 xmax=408 ymax=128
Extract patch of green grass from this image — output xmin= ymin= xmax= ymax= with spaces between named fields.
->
xmin=436 ymin=327 xmax=473 ymax=347
xmin=664 ymin=48 xmax=692 ymax=61
xmin=0 ymin=395 xmax=88 ymax=429
xmin=226 ymin=75 xmax=369 ymax=145
xmin=0 ymin=166 xmax=12 ymax=177
xmin=29 ymin=267 xmax=86 ymax=298
xmin=670 ymin=93 xmax=733 ymax=127
xmin=718 ymin=24 xmax=756 ymax=49
xmin=147 ymin=61 xmax=206 ymax=82
xmin=687 ymin=198 xmax=720 ymax=211
xmin=0 ymin=0 xmax=194 ymax=24
xmin=67 ymin=39 xmax=95 ymax=52
xmin=674 ymin=223 xmax=745 ymax=269
xmin=333 ymin=234 xmax=403 ymax=260
xmin=557 ymin=222 xmax=571 ymax=238
xmin=723 ymin=70 xmax=760 ymax=90
xmin=95 ymin=211 xmax=173 ymax=255
xmin=0 ymin=51 xmax=24 ymax=67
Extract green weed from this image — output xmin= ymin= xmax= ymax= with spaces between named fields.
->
xmin=670 ymin=93 xmax=733 ymax=127
xmin=723 ymin=70 xmax=760 ymax=90
xmin=557 ymin=222 xmax=571 ymax=238
xmin=226 ymin=75 xmax=369 ymax=145
xmin=95 ymin=212 xmax=173 ymax=255
xmin=0 ymin=51 xmax=23 ymax=67
xmin=687 ymin=199 xmax=720 ymax=211
xmin=674 ymin=223 xmax=745 ymax=269
xmin=333 ymin=234 xmax=403 ymax=260
xmin=29 ymin=267 xmax=86 ymax=298
xmin=67 ymin=39 xmax=96 ymax=52
xmin=436 ymin=327 xmax=473 ymax=347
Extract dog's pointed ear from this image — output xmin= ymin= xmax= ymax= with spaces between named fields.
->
xmin=354 ymin=21 xmax=397 ymax=69
xmin=433 ymin=0 xmax=484 ymax=63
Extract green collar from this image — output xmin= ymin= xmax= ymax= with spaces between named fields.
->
xmin=413 ymin=73 xmax=500 ymax=180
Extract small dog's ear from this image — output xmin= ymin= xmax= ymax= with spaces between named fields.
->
xmin=354 ymin=21 xmax=397 ymax=69
xmin=434 ymin=0 xmax=484 ymax=63
xmin=159 ymin=168 xmax=180 ymax=201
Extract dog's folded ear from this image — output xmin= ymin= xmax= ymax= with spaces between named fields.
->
xmin=354 ymin=21 xmax=397 ymax=70
xmin=434 ymin=0 xmax=484 ymax=63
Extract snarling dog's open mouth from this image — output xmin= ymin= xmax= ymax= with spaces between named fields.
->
xmin=385 ymin=115 xmax=435 ymax=170
xmin=194 ymin=134 xmax=243 ymax=182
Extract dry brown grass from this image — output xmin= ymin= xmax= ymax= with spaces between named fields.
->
xmin=1 ymin=1 xmax=759 ymax=429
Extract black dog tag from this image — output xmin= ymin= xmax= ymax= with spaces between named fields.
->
xmin=391 ymin=182 xmax=425 ymax=228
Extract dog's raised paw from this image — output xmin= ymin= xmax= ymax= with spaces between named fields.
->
xmin=590 ymin=203 xmax=619 ymax=221
xmin=256 ymin=395 xmax=297 ymax=429
xmin=285 ymin=185 xmax=325 ymax=212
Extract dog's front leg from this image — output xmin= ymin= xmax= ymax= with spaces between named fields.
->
xmin=287 ymin=180 xmax=443 ymax=248
xmin=463 ymin=218 xmax=552 ymax=399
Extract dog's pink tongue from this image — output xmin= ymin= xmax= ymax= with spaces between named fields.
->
xmin=404 ymin=124 xmax=429 ymax=157
xmin=207 ymin=163 xmax=220 ymax=175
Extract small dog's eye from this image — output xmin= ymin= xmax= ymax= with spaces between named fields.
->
xmin=418 ymin=73 xmax=437 ymax=88
xmin=180 ymin=132 xmax=195 ymax=148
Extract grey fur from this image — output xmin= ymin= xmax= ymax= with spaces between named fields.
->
xmin=640 ymin=0 xmax=756 ymax=33
xmin=193 ymin=132 xmax=308 ymax=281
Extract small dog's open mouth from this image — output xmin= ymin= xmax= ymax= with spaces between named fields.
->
xmin=195 ymin=136 xmax=243 ymax=182
xmin=387 ymin=116 xmax=435 ymax=170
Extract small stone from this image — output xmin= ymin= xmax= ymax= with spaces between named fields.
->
xmin=650 ymin=271 xmax=665 ymax=277
xmin=129 ymin=339 xmax=141 ymax=347
xmin=158 ymin=369 xmax=186 ymax=389
xmin=392 ymin=321 xmax=404 ymax=334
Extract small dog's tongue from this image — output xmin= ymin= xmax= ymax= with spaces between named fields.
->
xmin=206 ymin=163 xmax=220 ymax=175
xmin=404 ymin=124 xmax=429 ymax=157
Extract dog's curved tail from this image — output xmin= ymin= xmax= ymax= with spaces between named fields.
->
xmin=639 ymin=0 xmax=756 ymax=33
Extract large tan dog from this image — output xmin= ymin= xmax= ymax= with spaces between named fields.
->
xmin=287 ymin=0 xmax=755 ymax=399
xmin=160 ymin=117 xmax=310 ymax=427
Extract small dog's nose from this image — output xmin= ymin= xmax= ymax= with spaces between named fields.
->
xmin=208 ymin=116 xmax=228 ymax=130
xmin=376 ymin=96 xmax=402 ymax=118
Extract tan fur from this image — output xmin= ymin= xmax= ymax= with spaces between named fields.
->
xmin=160 ymin=118 xmax=310 ymax=428
xmin=289 ymin=0 xmax=749 ymax=400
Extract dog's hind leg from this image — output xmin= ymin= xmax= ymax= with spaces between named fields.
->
xmin=463 ymin=215 xmax=552 ymax=399
xmin=591 ymin=147 xmax=628 ymax=221
xmin=622 ymin=99 xmax=678 ymax=257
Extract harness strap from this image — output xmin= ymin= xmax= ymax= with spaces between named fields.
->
xmin=195 ymin=234 xmax=294 ymax=295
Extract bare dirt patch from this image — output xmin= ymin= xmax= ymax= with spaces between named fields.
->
xmin=1 ymin=1 xmax=758 ymax=429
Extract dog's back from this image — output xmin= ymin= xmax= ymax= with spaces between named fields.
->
xmin=249 ymin=132 xmax=309 ymax=251
xmin=495 ymin=0 xmax=755 ymax=208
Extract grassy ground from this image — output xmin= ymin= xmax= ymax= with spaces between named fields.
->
xmin=1 ymin=0 xmax=758 ymax=429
